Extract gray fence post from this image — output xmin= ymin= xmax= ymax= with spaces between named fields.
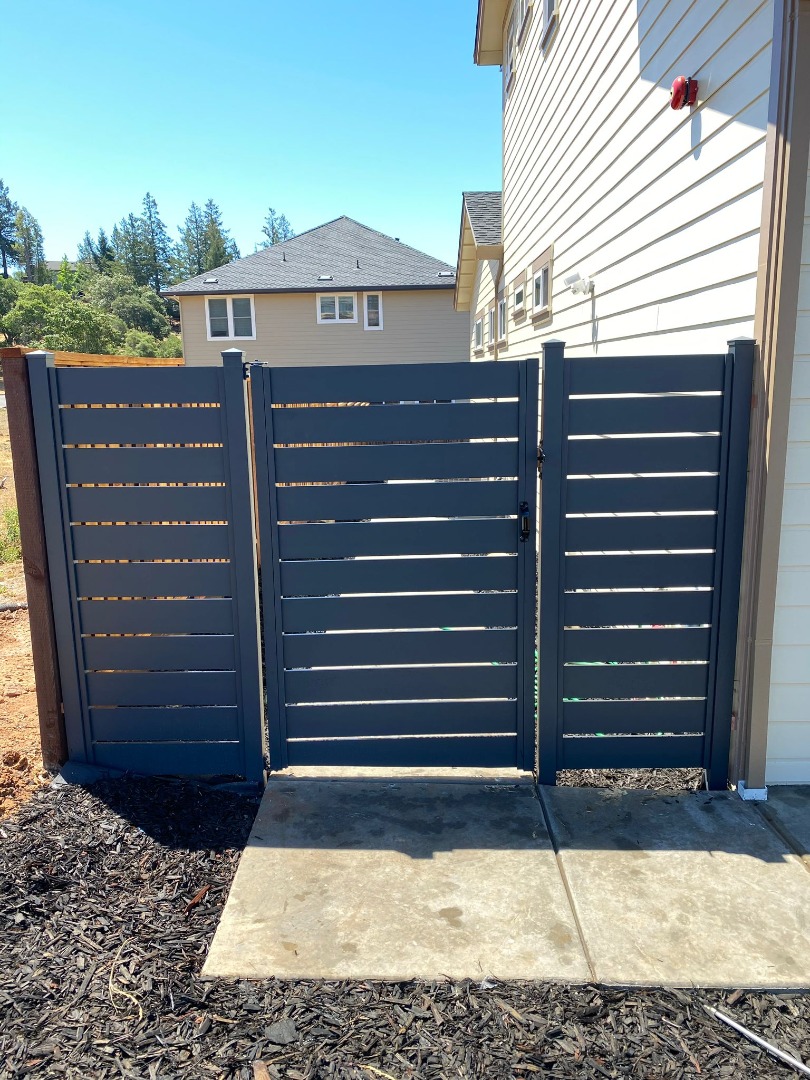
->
xmin=538 ymin=340 xmax=566 ymax=785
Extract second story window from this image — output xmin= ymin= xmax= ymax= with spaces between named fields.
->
xmin=504 ymin=8 xmax=516 ymax=90
xmin=317 ymin=293 xmax=357 ymax=324
xmin=206 ymin=295 xmax=255 ymax=340
xmin=487 ymin=308 xmax=496 ymax=346
xmin=498 ymin=297 xmax=507 ymax=341
xmin=542 ymin=0 xmax=559 ymax=46
xmin=474 ymin=317 xmax=483 ymax=351
xmin=532 ymin=245 xmax=553 ymax=320
xmin=364 ymin=293 xmax=383 ymax=330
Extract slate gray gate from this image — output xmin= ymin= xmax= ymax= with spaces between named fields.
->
xmin=28 ymin=352 xmax=264 ymax=781
xmin=538 ymin=340 xmax=754 ymax=788
xmin=251 ymin=360 xmax=539 ymax=770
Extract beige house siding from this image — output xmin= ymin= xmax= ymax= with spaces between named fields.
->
xmin=766 ymin=148 xmax=810 ymax=784
xmin=470 ymin=259 xmax=501 ymax=358
xmin=478 ymin=0 xmax=774 ymax=358
xmin=180 ymin=289 xmax=469 ymax=367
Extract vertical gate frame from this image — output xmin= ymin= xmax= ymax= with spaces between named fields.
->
xmin=517 ymin=358 xmax=540 ymax=771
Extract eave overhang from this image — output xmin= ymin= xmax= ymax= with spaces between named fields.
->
xmin=454 ymin=206 xmax=503 ymax=312
xmin=474 ymin=0 xmax=508 ymax=65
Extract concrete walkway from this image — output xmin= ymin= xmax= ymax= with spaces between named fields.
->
xmin=204 ymin=779 xmax=810 ymax=988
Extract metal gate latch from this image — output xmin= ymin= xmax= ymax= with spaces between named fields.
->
xmin=519 ymin=501 xmax=531 ymax=541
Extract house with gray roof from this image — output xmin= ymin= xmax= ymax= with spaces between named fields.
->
xmin=164 ymin=216 xmax=470 ymax=367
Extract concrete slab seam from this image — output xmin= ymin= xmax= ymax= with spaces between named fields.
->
xmin=754 ymin=803 xmax=810 ymax=876
xmin=534 ymin=784 xmax=598 ymax=982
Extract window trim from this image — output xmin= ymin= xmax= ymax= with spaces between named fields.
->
xmin=316 ymin=291 xmax=358 ymax=325
xmin=504 ymin=6 xmax=517 ymax=91
xmin=512 ymin=271 xmax=527 ymax=318
xmin=363 ymin=292 xmax=383 ymax=331
xmin=531 ymin=245 xmax=554 ymax=322
xmin=205 ymin=294 xmax=256 ymax=341
xmin=516 ymin=0 xmax=532 ymax=46
xmin=541 ymin=0 xmax=559 ymax=48
xmin=473 ymin=314 xmax=484 ymax=352
xmin=497 ymin=295 xmax=507 ymax=342
xmin=487 ymin=306 xmax=496 ymax=350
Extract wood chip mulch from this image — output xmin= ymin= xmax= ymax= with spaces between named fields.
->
xmin=1 ymin=776 xmax=808 ymax=1079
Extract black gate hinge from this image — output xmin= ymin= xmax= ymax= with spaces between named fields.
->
xmin=537 ymin=444 xmax=545 ymax=476
xmin=242 ymin=361 xmax=251 ymax=381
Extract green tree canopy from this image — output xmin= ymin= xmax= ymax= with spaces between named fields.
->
xmin=202 ymin=199 xmax=239 ymax=272
xmin=0 ymin=275 xmax=21 ymax=319
xmin=1 ymin=283 xmax=124 ymax=354
xmin=112 ymin=213 xmax=151 ymax=286
xmin=78 ymin=228 xmax=117 ymax=274
xmin=14 ymin=208 xmax=46 ymax=283
xmin=0 ymin=179 xmax=19 ymax=279
xmin=141 ymin=192 xmax=173 ymax=292
xmin=260 ymin=207 xmax=294 ymax=247
xmin=174 ymin=201 xmax=207 ymax=280
xmin=85 ymin=269 xmax=170 ymax=338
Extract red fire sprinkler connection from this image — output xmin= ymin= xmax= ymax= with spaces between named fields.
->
xmin=670 ymin=75 xmax=698 ymax=110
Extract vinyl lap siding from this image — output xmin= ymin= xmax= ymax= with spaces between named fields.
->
xmin=766 ymin=150 xmax=810 ymax=785
xmin=501 ymin=0 xmax=773 ymax=358
xmin=469 ymin=259 xmax=500 ymax=359
xmin=181 ymin=290 xmax=470 ymax=366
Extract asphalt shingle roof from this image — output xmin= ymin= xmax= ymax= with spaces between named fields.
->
xmin=463 ymin=191 xmax=502 ymax=247
xmin=164 ymin=216 xmax=457 ymax=296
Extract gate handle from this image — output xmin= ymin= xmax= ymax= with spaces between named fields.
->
xmin=519 ymin=501 xmax=531 ymax=542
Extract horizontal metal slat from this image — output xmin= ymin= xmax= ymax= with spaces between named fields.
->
xmin=278 ymin=519 xmax=517 ymax=559
xmin=563 ymin=590 xmax=713 ymax=627
xmin=559 ymin=734 xmax=705 ymax=770
xmin=69 ymin=485 xmax=228 ymax=523
xmin=59 ymin=405 xmax=223 ymax=445
xmin=286 ymin=699 xmax=517 ymax=739
xmin=566 ymin=436 xmax=721 ymax=474
xmin=567 ymin=395 xmax=722 ymax=436
xmin=267 ymin=360 xmax=520 ymax=404
xmin=71 ymin=524 xmax=230 ymax=561
xmin=566 ymin=476 xmax=719 ymax=514
xmin=565 ymin=514 xmax=717 ymax=552
xmin=285 ymin=734 xmax=518 ymax=768
xmin=79 ymin=598 xmax=234 ymax=634
xmin=276 ymin=480 xmax=518 ymax=522
xmin=564 ymin=553 xmax=715 ymax=590
xmin=285 ymin=664 xmax=517 ymax=704
xmin=83 ymin=635 xmax=236 ymax=671
xmin=90 ymin=705 xmax=239 ymax=742
xmin=280 ymin=555 xmax=518 ymax=597
xmin=282 ymin=592 xmax=518 ymax=632
xmin=283 ymin=628 xmax=517 ymax=668
xmin=92 ymin=741 xmax=243 ymax=776
xmin=75 ymin=561 xmax=232 ymax=599
xmin=562 ymin=699 xmax=707 ymax=736
xmin=86 ymin=670 xmax=237 ymax=706
xmin=274 ymin=441 xmax=518 ymax=483
xmin=64 ymin=448 xmax=226 ymax=484
xmin=566 ymin=355 xmax=725 ymax=395
xmin=563 ymin=627 xmax=711 ymax=663
xmin=56 ymin=367 xmax=221 ymax=406
xmin=272 ymin=402 xmax=519 ymax=444
xmin=562 ymin=662 xmax=709 ymax=699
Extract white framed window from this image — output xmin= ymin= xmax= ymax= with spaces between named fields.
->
xmin=474 ymin=318 xmax=483 ymax=350
xmin=533 ymin=265 xmax=549 ymax=312
xmin=504 ymin=7 xmax=516 ymax=89
xmin=316 ymin=292 xmax=357 ymax=324
xmin=497 ymin=297 xmax=507 ymax=341
xmin=542 ymin=0 xmax=559 ymax=45
xmin=206 ymin=295 xmax=255 ymax=340
xmin=513 ymin=282 xmax=525 ymax=313
xmin=363 ymin=292 xmax=383 ymax=330
xmin=487 ymin=308 xmax=495 ymax=346
xmin=516 ymin=0 xmax=530 ymax=40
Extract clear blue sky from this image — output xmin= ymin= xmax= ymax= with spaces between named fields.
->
xmin=4 ymin=1 xmax=502 ymax=267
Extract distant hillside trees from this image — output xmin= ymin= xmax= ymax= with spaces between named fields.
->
xmin=260 ymin=207 xmax=295 ymax=247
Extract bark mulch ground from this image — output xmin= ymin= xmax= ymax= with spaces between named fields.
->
xmin=1 ymin=776 xmax=808 ymax=1080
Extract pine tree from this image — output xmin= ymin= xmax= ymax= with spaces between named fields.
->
xmin=78 ymin=228 xmax=116 ymax=274
xmin=112 ymin=213 xmax=150 ymax=286
xmin=0 ymin=178 xmax=19 ymax=279
xmin=14 ymin=207 xmax=46 ymax=282
xmin=174 ymin=201 xmax=207 ymax=279
xmin=140 ymin=192 xmax=172 ymax=292
xmin=202 ymin=199 xmax=239 ymax=272
xmin=260 ymin=207 xmax=294 ymax=247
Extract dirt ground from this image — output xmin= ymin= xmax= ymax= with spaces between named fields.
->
xmin=0 ymin=406 xmax=48 ymax=817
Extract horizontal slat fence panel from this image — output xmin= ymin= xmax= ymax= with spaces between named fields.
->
xmin=566 ymin=476 xmax=719 ymax=514
xmin=563 ymin=589 xmax=714 ymax=627
xmin=563 ymin=699 xmax=707 ymax=736
xmin=65 ymin=447 xmax=226 ymax=484
xmin=59 ymin=406 xmax=223 ymax=445
xmin=565 ymin=553 xmax=715 ymax=589
xmin=276 ymin=480 xmax=518 ymax=522
xmin=79 ymin=598 xmax=235 ymax=634
xmin=565 ymin=514 xmax=718 ymax=552
xmin=562 ymin=661 xmax=709 ymax=699
xmin=83 ymin=635 xmax=236 ymax=672
xmin=286 ymin=700 xmax=517 ymax=739
xmin=273 ymin=402 xmax=519 ymax=443
xmin=559 ymin=735 xmax=705 ymax=769
xmin=75 ymin=561 xmax=232 ymax=598
xmin=278 ymin=519 xmax=517 ymax=560
xmin=56 ymin=367 xmax=220 ymax=405
xmin=93 ymin=742 xmax=244 ymax=776
xmin=286 ymin=735 xmax=519 ymax=768
xmin=68 ymin=485 xmax=228 ymax=523
xmin=280 ymin=555 xmax=518 ymax=597
xmin=86 ymin=670 xmax=237 ymax=707
xmin=275 ymin=441 xmax=519 ymax=483
xmin=567 ymin=356 xmax=726 ymax=394
xmin=71 ymin=524 xmax=230 ymax=560
xmin=90 ymin=706 xmax=239 ymax=743
xmin=563 ymin=627 xmax=711 ymax=662
xmin=567 ymin=395 xmax=723 ymax=436
xmin=283 ymin=628 xmax=517 ymax=668
xmin=282 ymin=592 xmax=518 ymax=633
xmin=285 ymin=665 xmax=517 ymax=704
xmin=266 ymin=360 xmax=520 ymax=404
xmin=567 ymin=435 xmax=721 ymax=474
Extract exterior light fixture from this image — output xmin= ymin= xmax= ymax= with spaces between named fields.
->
xmin=564 ymin=271 xmax=593 ymax=296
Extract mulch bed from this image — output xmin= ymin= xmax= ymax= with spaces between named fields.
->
xmin=557 ymin=769 xmax=706 ymax=795
xmin=1 ymin=777 xmax=808 ymax=1079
